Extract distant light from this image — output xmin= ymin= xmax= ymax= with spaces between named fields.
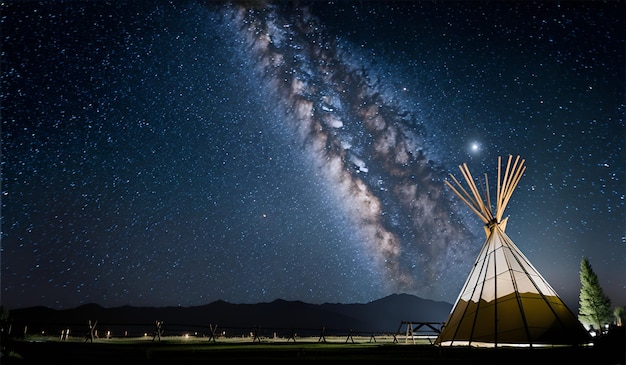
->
xmin=470 ymin=142 xmax=480 ymax=154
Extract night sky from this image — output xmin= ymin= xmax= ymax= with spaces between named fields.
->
xmin=2 ymin=1 xmax=624 ymax=312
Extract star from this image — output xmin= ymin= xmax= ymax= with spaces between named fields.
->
xmin=470 ymin=142 xmax=481 ymax=154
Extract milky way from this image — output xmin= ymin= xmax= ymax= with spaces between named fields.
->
xmin=2 ymin=1 xmax=624 ymax=310
xmin=229 ymin=3 xmax=473 ymax=297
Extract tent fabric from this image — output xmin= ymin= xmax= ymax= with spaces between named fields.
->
xmin=435 ymin=223 xmax=591 ymax=347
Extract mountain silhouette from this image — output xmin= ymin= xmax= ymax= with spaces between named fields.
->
xmin=7 ymin=293 xmax=451 ymax=337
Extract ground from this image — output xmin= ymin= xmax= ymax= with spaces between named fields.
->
xmin=3 ymin=333 xmax=625 ymax=365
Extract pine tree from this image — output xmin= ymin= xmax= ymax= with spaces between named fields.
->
xmin=578 ymin=257 xmax=612 ymax=332
xmin=613 ymin=306 xmax=625 ymax=327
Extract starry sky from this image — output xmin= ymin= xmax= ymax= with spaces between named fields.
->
xmin=2 ymin=1 xmax=624 ymax=311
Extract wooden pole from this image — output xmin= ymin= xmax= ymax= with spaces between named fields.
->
xmin=446 ymin=155 xmax=525 ymax=227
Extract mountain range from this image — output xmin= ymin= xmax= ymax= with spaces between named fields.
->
xmin=7 ymin=293 xmax=452 ymax=337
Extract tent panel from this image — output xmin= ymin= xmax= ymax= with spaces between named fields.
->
xmin=438 ymin=300 xmax=478 ymax=343
xmin=518 ymin=295 xmax=559 ymax=329
xmin=496 ymin=328 xmax=531 ymax=343
xmin=484 ymin=252 xmax=497 ymax=280
xmin=543 ymin=294 xmax=566 ymax=306
xmin=454 ymin=315 xmax=479 ymax=340
xmin=495 ymin=296 xmax=525 ymax=335
xmin=512 ymin=271 xmax=540 ymax=294
xmin=481 ymin=277 xmax=496 ymax=302
xmin=507 ymin=253 xmax=525 ymax=273
xmin=486 ymin=234 xmax=499 ymax=253
xmin=495 ymin=272 xmax=516 ymax=297
xmin=528 ymin=274 xmax=557 ymax=296
xmin=445 ymin=300 xmax=471 ymax=327
xmin=471 ymin=301 xmax=496 ymax=341
xmin=493 ymin=247 xmax=509 ymax=276
xmin=460 ymin=267 xmax=483 ymax=301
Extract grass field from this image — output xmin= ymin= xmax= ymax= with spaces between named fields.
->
xmin=3 ymin=334 xmax=624 ymax=364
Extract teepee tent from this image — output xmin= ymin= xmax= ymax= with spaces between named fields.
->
xmin=435 ymin=155 xmax=590 ymax=347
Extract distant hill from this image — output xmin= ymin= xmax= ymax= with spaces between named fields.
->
xmin=7 ymin=293 xmax=452 ymax=337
